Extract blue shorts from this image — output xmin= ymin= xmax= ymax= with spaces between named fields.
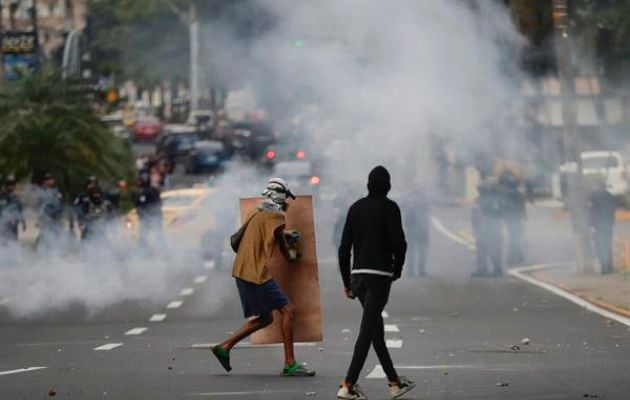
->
xmin=235 ymin=278 xmax=290 ymax=318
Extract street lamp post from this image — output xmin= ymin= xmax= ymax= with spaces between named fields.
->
xmin=552 ymin=0 xmax=594 ymax=274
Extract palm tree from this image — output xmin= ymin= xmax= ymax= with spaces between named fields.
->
xmin=0 ymin=67 xmax=134 ymax=197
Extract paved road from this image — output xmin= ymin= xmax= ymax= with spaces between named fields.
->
xmin=1 ymin=205 xmax=629 ymax=399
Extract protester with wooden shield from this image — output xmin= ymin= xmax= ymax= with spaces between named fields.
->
xmin=210 ymin=178 xmax=316 ymax=377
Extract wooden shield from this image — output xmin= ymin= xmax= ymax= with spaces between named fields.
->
xmin=239 ymin=196 xmax=323 ymax=344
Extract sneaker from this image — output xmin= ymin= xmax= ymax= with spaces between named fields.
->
xmin=210 ymin=345 xmax=231 ymax=372
xmin=281 ymin=362 xmax=316 ymax=377
xmin=389 ymin=376 xmax=416 ymax=399
xmin=337 ymin=384 xmax=367 ymax=400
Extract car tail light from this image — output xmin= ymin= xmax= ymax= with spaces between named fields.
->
xmin=310 ymin=176 xmax=321 ymax=186
xmin=296 ymin=150 xmax=306 ymax=159
xmin=266 ymin=150 xmax=276 ymax=159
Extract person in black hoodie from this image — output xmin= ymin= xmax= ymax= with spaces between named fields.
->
xmin=336 ymin=166 xmax=415 ymax=400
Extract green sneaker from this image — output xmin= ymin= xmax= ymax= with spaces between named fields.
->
xmin=282 ymin=362 xmax=316 ymax=377
xmin=211 ymin=345 xmax=231 ymax=372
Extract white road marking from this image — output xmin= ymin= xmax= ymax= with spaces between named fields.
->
xmin=166 ymin=300 xmax=184 ymax=309
xmin=384 ymin=324 xmax=400 ymax=333
xmin=125 ymin=327 xmax=148 ymax=336
xmin=509 ymin=264 xmax=630 ymax=327
xmin=191 ymin=342 xmax=317 ymax=349
xmin=430 ymin=216 xmax=476 ymax=251
xmin=386 ymin=339 xmax=403 ymax=348
xmin=381 ymin=310 xmax=389 ymax=318
xmin=366 ymin=364 xmax=524 ymax=379
xmin=150 ymin=314 xmax=167 ymax=322
xmin=194 ymin=276 xmax=208 ymax=284
xmin=190 ymin=390 xmax=291 ymax=396
xmin=203 ymin=260 xmax=216 ymax=269
xmin=94 ymin=343 xmax=123 ymax=351
xmin=0 ymin=367 xmax=47 ymax=376
xmin=179 ymin=288 xmax=195 ymax=296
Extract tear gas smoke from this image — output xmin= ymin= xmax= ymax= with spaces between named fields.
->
xmin=0 ymin=0 xmax=536 ymax=317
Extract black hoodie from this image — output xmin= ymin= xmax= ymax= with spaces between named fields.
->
xmin=338 ymin=166 xmax=407 ymax=288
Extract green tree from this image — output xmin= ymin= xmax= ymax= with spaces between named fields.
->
xmin=0 ymin=67 xmax=134 ymax=197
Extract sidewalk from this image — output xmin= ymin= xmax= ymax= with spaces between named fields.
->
xmin=529 ymin=266 xmax=630 ymax=317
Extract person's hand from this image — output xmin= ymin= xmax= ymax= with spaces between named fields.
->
xmin=344 ymin=287 xmax=355 ymax=299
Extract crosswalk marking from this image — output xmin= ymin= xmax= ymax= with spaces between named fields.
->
xmin=94 ymin=343 xmax=123 ymax=351
xmin=384 ymin=324 xmax=400 ymax=332
xmin=194 ymin=276 xmax=208 ymax=284
xmin=124 ymin=327 xmax=148 ymax=336
xmin=149 ymin=314 xmax=167 ymax=322
xmin=386 ymin=339 xmax=403 ymax=348
xmin=179 ymin=288 xmax=195 ymax=296
xmin=166 ymin=300 xmax=183 ymax=309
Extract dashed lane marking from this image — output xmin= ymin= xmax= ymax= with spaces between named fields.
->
xmin=381 ymin=310 xmax=389 ymax=318
xmin=190 ymin=390 xmax=292 ymax=396
xmin=125 ymin=327 xmax=148 ymax=336
xmin=0 ymin=367 xmax=47 ymax=376
xmin=366 ymin=364 xmax=524 ymax=379
xmin=180 ymin=288 xmax=195 ymax=296
xmin=194 ymin=276 xmax=208 ymax=284
xmin=430 ymin=216 xmax=476 ymax=251
xmin=190 ymin=342 xmax=317 ymax=349
xmin=203 ymin=260 xmax=216 ymax=270
xmin=94 ymin=343 xmax=123 ymax=351
xmin=150 ymin=314 xmax=167 ymax=322
xmin=386 ymin=339 xmax=403 ymax=348
xmin=384 ymin=324 xmax=400 ymax=332
xmin=167 ymin=300 xmax=184 ymax=309
xmin=510 ymin=264 xmax=630 ymax=327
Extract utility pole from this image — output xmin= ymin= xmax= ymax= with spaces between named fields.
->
xmin=0 ymin=0 xmax=5 ymax=85
xmin=189 ymin=3 xmax=199 ymax=111
xmin=552 ymin=0 xmax=594 ymax=274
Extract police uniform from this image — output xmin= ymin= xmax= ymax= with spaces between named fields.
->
xmin=133 ymin=184 xmax=162 ymax=248
xmin=74 ymin=189 xmax=113 ymax=240
xmin=472 ymin=182 xmax=505 ymax=276
xmin=0 ymin=186 xmax=24 ymax=243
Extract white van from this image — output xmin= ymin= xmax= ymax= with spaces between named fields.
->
xmin=557 ymin=151 xmax=628 ymax=197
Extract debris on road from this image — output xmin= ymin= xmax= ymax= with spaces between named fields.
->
xmin=48 ymin=389 xmax=56 ymax=396
xmin=419 ymin=329 xmax=426 ymax=334
xmin=341 ymin=328 xmax=351 ymax=333
xmin=452 ymin=312 xmax=459 ymax=318
xmin=509 ymin=344 xmax=521 ymax=351
xmin=583 ymin=394 xmax=599 ymax=398
xmin=521 ymin=338 xmax=530 ymax=345
xmin=496 ymin=382 xmax=509 ymax=387
xmin=305 ymin=392 xmax=316 ymax=396
xmin=512 ymin=307 xmax=519 ymax=312
xmin=318 ymin=347 xmax=325 ymax=352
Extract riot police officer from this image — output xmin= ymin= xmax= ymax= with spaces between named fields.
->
xmin=36 ymin=173 xmax=66 ymax=249
xmin=402 ymin=188 xmax=430 ymax=277
xmin=472 ymin=179 xmax=505 ymax=277
xmin=589 ymin=182 xmax=617 ymax=274
xmin=0 ymin=176 xmax=25 ymax=245
xmin=499 ymin=170 xmax=526 ymax=265
xmin=133 ymin=172 xmax=162 ymax=248
xmin=74 ymin=176 xmax=114 ymax=240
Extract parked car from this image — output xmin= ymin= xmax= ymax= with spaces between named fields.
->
xmin=132 ymin=116 xmax=163 ymax=141
xmin=101 ymin=114 xmax=131 ymax=140
xmin=272 ymin=160 xmax=321 ymax=199
xmin=557 ymin=150 xmax=629 ymax=197
xmin=125 ymin=187 xmax=216 ymax=250
xmin=186 ymin=109 xmax=214 ymax=127
xmin=230 ymin=121 xmax=276 ymax=160
xmin=184 ymin=140 xmax=228 ymax=175
xmin=156 ymin=125 xmax=202 ymax=160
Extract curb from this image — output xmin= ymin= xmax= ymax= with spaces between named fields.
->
xmin=509 ymin=264 xmax=630 ymax=327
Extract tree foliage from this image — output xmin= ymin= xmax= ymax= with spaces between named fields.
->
xmin=0 ymin=67 xmax=134 ymax=197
